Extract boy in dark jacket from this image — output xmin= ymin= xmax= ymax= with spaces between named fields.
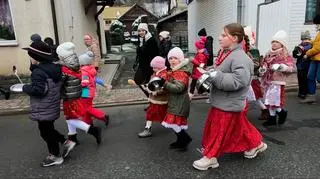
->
xmin=21 ymin=36 xmax=69 ymax=167
xmin=293 ymin=31 xmax=312 ymax=99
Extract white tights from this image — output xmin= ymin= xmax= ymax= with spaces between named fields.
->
xmin=66 ymin=119 xmax=90 ymax=135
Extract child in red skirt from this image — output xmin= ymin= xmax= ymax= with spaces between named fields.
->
xmin=260 ymin=30 xmax=294 ymax=126
xmin=161 ymin=47 xmax=192 ymax=151
xmin=193 ymin=23 xmax=266 ymax=171
xmin=138 ymin=56 xmax=168 ymax=138
xmin=243 ymin=26 xmax=268 ymax=120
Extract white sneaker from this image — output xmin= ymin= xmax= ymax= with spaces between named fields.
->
xmin=244 ymin=142 xmax=267 ymax=159
xmin=62 ymin=140 xmax=76 ymax=158
xmin=192 ymin=156 xmax=219 ymax=170
xmin=188 ymin=93 xmax=194 ymax=100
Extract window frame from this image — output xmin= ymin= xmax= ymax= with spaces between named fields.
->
xmin=0 ymin=0 xmax=18 ymax=46
xmin=305 ymin=0 xmax=320 ymax=24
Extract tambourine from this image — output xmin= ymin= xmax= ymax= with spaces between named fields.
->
xmin=147 ymin=77 xmax=165 ymax=92
xmin=196 ymin=73 xmax=213 ymax=94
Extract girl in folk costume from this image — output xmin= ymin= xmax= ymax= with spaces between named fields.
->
xmin=161 ymin=47 xmax=192 ymax=151
xmin=78 ymin=51 xmax=109 ymax=126
xmin=56 ymin=42 xmax=102 ymax=157
xmin=189 ymin=37 xmax=209 ymax=99
xmin=138 ymin=56 xmax=168 ymax=138
xmin=260 ymin=30 xmax=294 ymax=126
xmin=193 ymin=23 xmax=266 ymax=171
xmin=243 ymin=26 xmax=268 ymax=120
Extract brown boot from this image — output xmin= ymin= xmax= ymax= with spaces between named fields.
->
xmin=258 ymin=109 xmax=269 ymax=120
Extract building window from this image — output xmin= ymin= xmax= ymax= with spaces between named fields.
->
xmin=0 ymin=0 xmax=17 ymax=46
xmin=305 ymin=0 xmax=320 ymax=23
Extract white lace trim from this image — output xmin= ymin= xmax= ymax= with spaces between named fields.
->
xmin=161 ymin=121 xmax=188 ymax=133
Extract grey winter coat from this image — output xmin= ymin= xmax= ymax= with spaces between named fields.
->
xmin=23 ymin=63 xmax=62 ymax=121
xmin=209 ymin=44 xmax=254 ymax=112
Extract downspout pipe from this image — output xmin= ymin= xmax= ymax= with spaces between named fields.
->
xmin=50 ymin=0 xmax=59 ymax=45
xmin=256 ymin=0 xmax=280 ymax=47
xmin=237 ymin=0 xmax=243 ymax=24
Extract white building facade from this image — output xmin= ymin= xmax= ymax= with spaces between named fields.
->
xmin=188 ymin=0 xmax=318 ymax=55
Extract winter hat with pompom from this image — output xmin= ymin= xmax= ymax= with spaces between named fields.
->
xmin=79 ymin=51 xmax=94 ymax=66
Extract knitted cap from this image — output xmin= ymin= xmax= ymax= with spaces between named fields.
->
xmin=301 ymin=30 xmax=311 ymax=40
xmin=79 ymin=51 xmax=94 ymax=66
xmin=167 ymin=47 xmax=185 ymax=62
xmin=159 ymin=31 xmax=170 ymax=39
xmin=272 ymin=30 xmax=288 ymax=48
xmin=150 ymin=56 xmax=166 ymax=69
xmin=198 ymin=28 xmax=207 ymax=36
xmin=56 ymin=42 xmax=76 ymax=59
xmin=138 ymin=23 xmax=149 ymax=32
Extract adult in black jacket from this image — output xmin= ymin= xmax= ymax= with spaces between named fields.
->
xmin=21 ymin=38 xmax=67 ymax=167
xmin=134 ymin=23 xmax=159 ymax=97
xmin=159 ymin=31 xmax=172 ymax=68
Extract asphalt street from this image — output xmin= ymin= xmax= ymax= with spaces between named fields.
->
xmin=0 ymin=93 xmax=320 ymax=178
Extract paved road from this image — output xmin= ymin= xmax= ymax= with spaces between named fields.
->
xmin=0 ymin=93 xmax=320 ymax=178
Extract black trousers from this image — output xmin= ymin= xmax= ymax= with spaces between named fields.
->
xmin=189 ymin=79 xmax=198 ymax=94
xmin=38 ymin=121 xmax=66 ymax=156
xmin=297 ymin=69 xmax=309 ymax=96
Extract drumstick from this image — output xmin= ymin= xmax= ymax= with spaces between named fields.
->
xmin=128 ymin=79 xmax=136 ymax=85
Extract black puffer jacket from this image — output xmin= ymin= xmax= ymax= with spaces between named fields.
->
xmin=159 ymin=39 xmax=172 ymax=68
xmin=60 ymin=54 xmax=82 ymax=100
xmin=23 ymin=62 xmax=62 ymax=121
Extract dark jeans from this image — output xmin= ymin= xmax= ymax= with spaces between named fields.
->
xmin=297 ymin=69 xmax=309 ymax=96
xmin=307 ymin=61 xmax=320 ymax=94
xmin=38 ymin=121 xmax=66 ymax=156
xmin=189 ymin=79 xmax=198 ymax=94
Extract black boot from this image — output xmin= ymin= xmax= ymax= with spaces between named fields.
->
xmin=68 ymin=134 xmax=80 ymax=145
xmin=169 ymin=132 xmax=180 ymax=149
xmin=263 ymin=115 xmax=277 ymax=126
xmin=88 ymin=126 xmax=102 ymax=144
xmin=104 ymin=115 xmax=110 ymax=127
xmin=258 ymin=109 xmax=269 ymax=120
xmin=177 ymin=130 xmax=192 ymax=151
xmin=277 ymin=109 xmax=288 ymax=125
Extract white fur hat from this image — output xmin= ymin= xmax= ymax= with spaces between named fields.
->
xmin=159 ymin=31 xmax=170 ymax=39
xmin=272 ymin=30 xmax=288 ymax=48
xmin=138 ymin=23 xmax=149 ymax=32
xmin=56 ymin=42 xmax=76 ymax=59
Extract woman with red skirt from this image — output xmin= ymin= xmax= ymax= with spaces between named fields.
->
xmin=193 ymin=23 xmax=267 ymax=171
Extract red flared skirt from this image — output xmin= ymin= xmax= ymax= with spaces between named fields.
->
xmin=251 ymin=79 xmax=263 ymax=99
xmin=63 ymin=99 xmax=86 ymax=120
xmin=201 ymin=107 xmax=262 ymax=158
xmin=161 ymin=113 xmax=188 ymax=133
xmin=146 ymin=103 xmax=167 ymax=122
